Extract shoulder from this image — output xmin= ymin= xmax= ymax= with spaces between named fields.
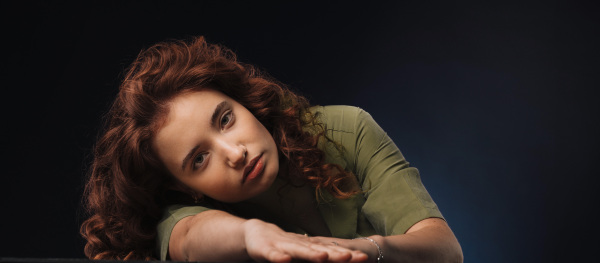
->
xmin=309 ymin=105 xmax=382 ymax=139
xmin=309 ymin=105 xmax=365 ymax=118
xmin=309 ymin=105 xmax=372 ymax=133
xmin=306 ymin=105 xmax=382 ymax=173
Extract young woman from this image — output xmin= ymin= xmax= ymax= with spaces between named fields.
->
xmin=80 ymin=36 xmax=463 ymax=262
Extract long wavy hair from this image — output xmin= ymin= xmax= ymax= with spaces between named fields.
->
xmin=80 ymin=36 xmax=358 ymax=260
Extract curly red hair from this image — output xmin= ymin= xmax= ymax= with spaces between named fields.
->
xmin=80 ymin=36 xmax=358 ymax=260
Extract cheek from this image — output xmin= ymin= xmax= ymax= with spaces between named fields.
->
xmin=190 ymin=176 xmax=226 ymax=195
xmin=252 ymin=119 xmax=272 ymax=138
xmin=258 ymin=125 xmax=276 ymax=146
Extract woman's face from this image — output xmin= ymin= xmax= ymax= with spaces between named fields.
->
xmin=152 ymin=89 xmax=279 ymax=203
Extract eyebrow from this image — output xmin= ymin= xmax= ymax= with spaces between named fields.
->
xmin=181 ymin=145 xmax=199 ymax=171
xmin=210 ymin=101 xmax=229 ymax=127
xmin=181 ymin=101 xmax=229 ymax=171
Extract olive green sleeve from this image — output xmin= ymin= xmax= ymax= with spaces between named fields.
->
xmin=156 ymin=205 xmax=212 ymax=260
xmin=318 ymin=105 xmax=443 ymax=236
xmin=352 ymin=107 xmax=443 ymax=235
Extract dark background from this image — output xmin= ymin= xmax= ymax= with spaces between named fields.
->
xmin=1 ymin=1 xmax=599 ymax=262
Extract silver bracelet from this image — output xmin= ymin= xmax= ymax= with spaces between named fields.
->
xmin=354 ymin=237 xmax=383 ymax=263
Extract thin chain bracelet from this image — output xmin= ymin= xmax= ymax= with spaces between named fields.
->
xmin=354 ymin=237 xmax=383 ymax=263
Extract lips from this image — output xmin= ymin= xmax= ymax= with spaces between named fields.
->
xmin=242 ymin=154 xmax=264 ymax=184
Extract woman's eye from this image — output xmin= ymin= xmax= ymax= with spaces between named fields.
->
xmin=220 ymin=111 xmax=233 ymax=127
xmin=193 ymin=153 xmax=208 ymax=169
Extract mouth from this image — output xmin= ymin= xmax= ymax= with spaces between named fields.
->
xmin=242 ymin=154 xmax=264 ymax=184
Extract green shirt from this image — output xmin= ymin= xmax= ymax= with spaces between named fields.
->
xmin=156 ymin=105 xmax=443 ymax=260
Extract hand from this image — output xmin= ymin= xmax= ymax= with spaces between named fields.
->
xmin=307 ymin=236 xmax=383 ymax=263
xmin=243 ymin=219 xmax=368 ymax=262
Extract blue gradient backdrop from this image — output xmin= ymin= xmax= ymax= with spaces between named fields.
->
xmin=2 ymin=1 xmax=598 ymax=262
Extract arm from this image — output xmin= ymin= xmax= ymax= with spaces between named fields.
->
xmin=374 ymin=218 xmax=463 ymax=262
xmin=311 ymin=218 xmax=462 ymax=263
xmin=315 ymin=106 xmax=463 ymax=262
xmin=353 ymin=109 xmax=462 ymax=262
xmin=169 ymin=209 xmax=369 ymax=262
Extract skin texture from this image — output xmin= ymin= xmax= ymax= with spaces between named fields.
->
xmin=155 ymin=90 xmax=463 ymax=262
xmin=310 ymin=218 xmax=463 ymax=263
xmin=153 ymin=89 xmax=280 ymax=203
xmin=170 ymin=212 xmax=462 ymax=262
xmin=170 ymin=210 xmax=369 ymax=262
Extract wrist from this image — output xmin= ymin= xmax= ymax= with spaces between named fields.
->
xmin=241 ymin=219 xmax=265 ymax=259
xmin=354 ymin=235 xmax=384 ymax=263
xmin=242 ymin=218 xmax=263 ymax=243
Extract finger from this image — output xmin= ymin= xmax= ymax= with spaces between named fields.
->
xmin=302 ymin=237 xmax=371 ymax=263
xmin=274 ymin=241 xmax=329 ymax=262
xmin=347 ymin=250 xmax=368 ymax=262
xmin=326 ymin=245 xmax=367 ymax=263
xmin=305 ymin=243 xmax=354 ymax=262
xmin=263 ymin=249 xmax=292 ymax=263
xmin=317 ymin=242 xmax=368 ymax=263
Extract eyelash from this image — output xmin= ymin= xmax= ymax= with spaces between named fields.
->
xmin=220 ymin=110 xmax=234 ymax=128
xmin=193 ymin=153 xmax=208 ymax=170
xmin=192 ymin=110 xmax=235 ymax=170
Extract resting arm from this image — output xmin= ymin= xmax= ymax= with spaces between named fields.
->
xmin=311 ymin=218 xmax=463 ymax=263
xmin=169 ymin=210 xmax=246 ymax=262
xmin=379 ymin=218 xmax=463 ymax=262
xmin=367 ymin=218 xmax=462 ymax=262
xmin=169 ymin=209 xmax=369 ymax=262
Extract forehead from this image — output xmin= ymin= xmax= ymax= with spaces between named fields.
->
xmin=167 ymin=89 xmax=228 ymax=118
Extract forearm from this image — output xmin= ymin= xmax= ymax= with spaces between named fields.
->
xmin=171 ymin=210 xmax=368 ymax=263
xmin=374 ymin=225 xmax=462 ymax=262
xmin=312 ymin=218 xmax=462 ymax=263
xmin=170 ymin=210 xmax=250 ymax=262
xmin=367 ymin=219 xmax=463 ymax=263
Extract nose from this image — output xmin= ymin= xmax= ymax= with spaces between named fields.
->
xmin=217 ymin=139 xmax=247 ymax=168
